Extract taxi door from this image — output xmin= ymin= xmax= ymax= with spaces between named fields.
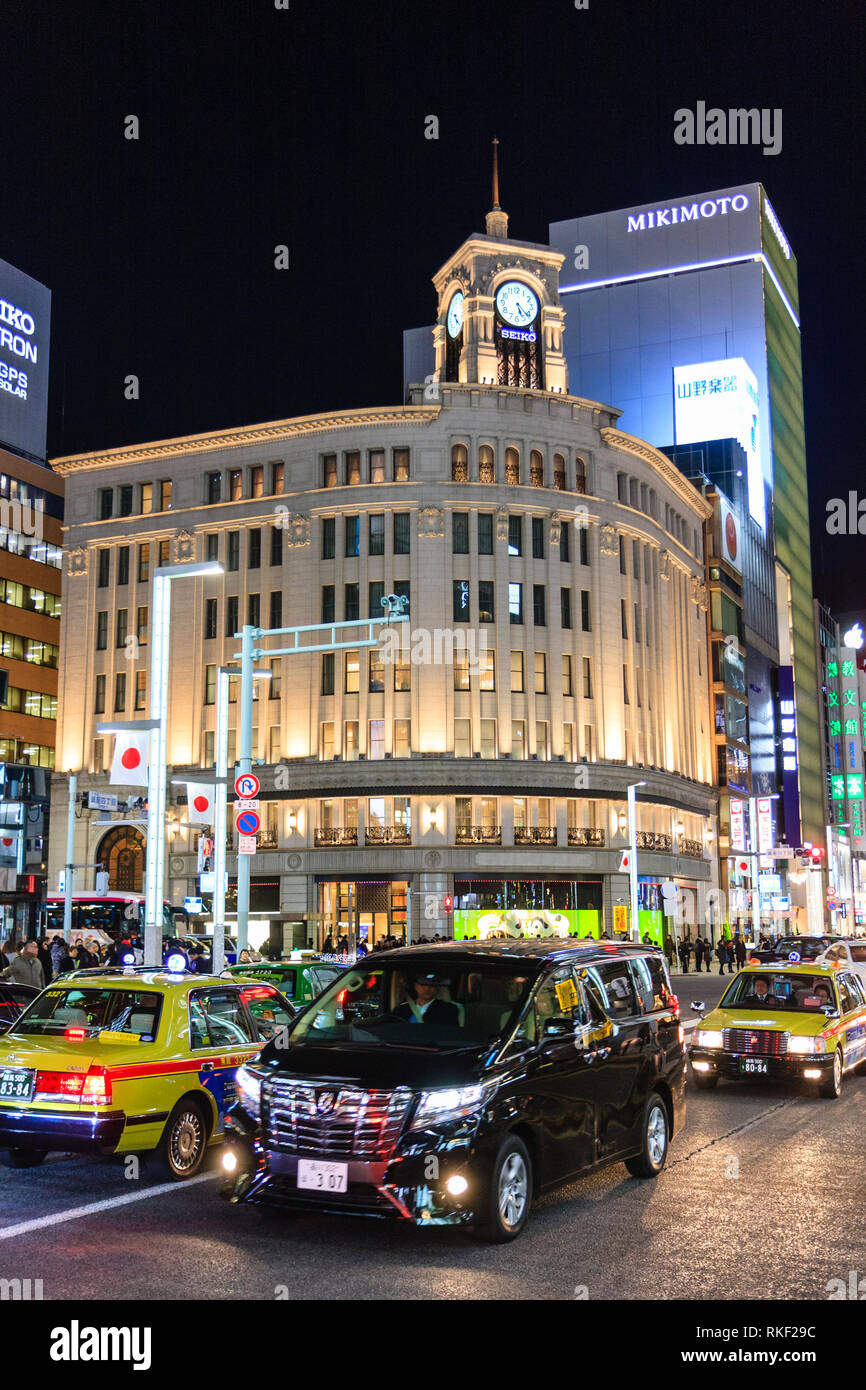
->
xmin=836 ymin=972 xmax=866 ymax=1068
xmin=187 ymin=987 xmax=261 ymax=1135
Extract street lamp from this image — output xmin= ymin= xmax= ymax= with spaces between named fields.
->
xmin=141 ymin=561 xmax=223 ymax=964
xmin=627 ymin=782 xmax=646 ymax=941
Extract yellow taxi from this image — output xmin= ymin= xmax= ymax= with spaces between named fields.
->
xmin=688 ymin=961 xmax=866 ymax=1098
xmin=0 ymin=967 xmax=295 ymax=1176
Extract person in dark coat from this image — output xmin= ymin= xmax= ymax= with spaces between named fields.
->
xmin=734 ymin=935 xmax=747 ymax=968
xmin=693 ymin=936 xmax=704 ymax=972
xmin=394 ymin=973 xmax=460 ymax=1025
xmin=677 ymin=938 xmax=691 ymax=973
xmin=36 ymin=937 xmax=53 ymax=984
xmin=715 ymin=937 xmax=728 ymax=975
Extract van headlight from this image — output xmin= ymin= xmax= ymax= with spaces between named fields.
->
xmin=787 ymin=1036 xmax=825 ymax=1055
xmin=236 ymin=1065 xmax=262 ymax=1119
xmin=409 ymin=1081 xmax=496 ymax=1130
xmin=695 ymin=1029 xmax=724 ymax=1050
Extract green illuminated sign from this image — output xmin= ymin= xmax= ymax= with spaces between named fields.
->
xmin=832 ymin=775 xmax=846 ymax=800
xmin=847 ymin=774 xmax=864 ymax=800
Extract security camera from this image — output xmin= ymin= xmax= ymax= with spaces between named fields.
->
xmin=381 ymin=594 xmax=408 ymax=615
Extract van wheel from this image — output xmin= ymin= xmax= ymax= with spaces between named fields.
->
xmin=625 ymin=1094 xmax=669 ymax=1178
xmin=818 ymin=1048 xmax=843 ymax=1099
xmin=2 ymin=1148 xmax=47 ymax=1168
xmin=473 ymin=1135 xmax=532 ymax=1243
xmin=159 ymin=1099 xmax=209 ymax=1179
xmin=692 ymin=1071 xmax=719 ymax=1090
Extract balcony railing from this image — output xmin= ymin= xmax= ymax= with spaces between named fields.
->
xmin=514 ymin=827 xmax=558 ymax=845
xmin=636 ymin=831 xmax=673 ymax=852
xmin=680 ymin=837 xmax=705 ymax=859
xmin=365 ymin=825 xmax=411 ymax=845
xmin=456 ymin=825 xmax=501 ymax=845
xmin=567 ymin=827 xmax=606 ymax=848
xmin=257 ymin=830 xmax=278 ymax=848
xmin=314 ymin=828 xmax=358 ymax=847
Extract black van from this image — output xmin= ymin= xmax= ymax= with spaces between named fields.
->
xmin=221 ymin=940 xmax=686 ymax=1242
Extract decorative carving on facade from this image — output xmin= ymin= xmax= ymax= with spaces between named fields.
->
xmin=173 ymin=529 xmax=195 ymax=562
xmin=67 ymin=546 xmax=88 ymax=577
xmin=286 ymin=852 xmax=302 ymax=870
xmin=549 ymin=513 xmax=562 ymax=547
xmin=284 ymin=512 xmax=311 ymax=547
xmin=417 ymin=506 xmax=444 ymax=539
xmin=599 ymin=523 xmax=618 ymax=556
xmin=698 ymin=583 xmax=708 ymax=611
xmin=169 ymin=856 xmax=186 ymax=875
xmin=495 ymin=508 xmax=510 ymax=542
xmin=660 ymin=550 xmax=672 ymax=581
xmin=424 ymin=850 xmax=442 ymax=868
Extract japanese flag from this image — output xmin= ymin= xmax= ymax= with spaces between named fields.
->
xmin=185 ymin=782 xmax=216 ymax=825
xmin=110 ymin=730 xmax=149 ymax=787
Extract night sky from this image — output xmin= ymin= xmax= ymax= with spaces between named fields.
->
xmin=2 ymin=0 xmax=863 ymax=608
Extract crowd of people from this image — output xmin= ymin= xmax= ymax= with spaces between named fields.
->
xmin=0 ymin=933 xmax=121 ymax=988
xmin=666 ymin=931 xmax=781 ymax=975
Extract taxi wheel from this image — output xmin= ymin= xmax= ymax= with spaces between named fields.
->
xmin=2 ymin=1148 xmax=48 ymax=1168
xmin=625 ymin=1093 xmax=669 ymax=1178
xmin=473 ymin=1134 xmax=533 ymax=1243
xmin=159 ymin=1099 xmax=209 ymax=1180
xmin=818 ymin=1047 xmax=843 ymax=1099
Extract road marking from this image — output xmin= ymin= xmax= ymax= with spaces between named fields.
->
xmin=0 ymin=1171 xmax=217 ymax=1241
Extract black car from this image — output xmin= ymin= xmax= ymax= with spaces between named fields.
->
xmin=221 ymin=941 xmax=686 ymax=1242
xmin=749 ymin=935 xmax=840 ymax=964
xmin=0 ymin=983 xmax=40 ymax=1034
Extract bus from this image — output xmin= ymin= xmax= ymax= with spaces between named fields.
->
xmin=40 ymin=893 xmax=186 ymax=942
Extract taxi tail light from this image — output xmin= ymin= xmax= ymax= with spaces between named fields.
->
xmin=65 ymin=1027 xmax=87 ymax=1040
xmin=668 ymin=993 xmax=680 ymax=1018
xmin=34 ymin=1067 xmax=112 ymax=1104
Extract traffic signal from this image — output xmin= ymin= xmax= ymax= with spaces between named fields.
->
xmin=442 ymin=895 xmax=453 ymax=914
xmin=809 ymin=846 xmax=825 ymax=866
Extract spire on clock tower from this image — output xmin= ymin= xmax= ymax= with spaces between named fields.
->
xmin=485 ymin=137 xmax=509 ymax=239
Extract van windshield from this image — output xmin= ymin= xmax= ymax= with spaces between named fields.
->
xmin=288 ymin=961 xmax=533 ymax=1050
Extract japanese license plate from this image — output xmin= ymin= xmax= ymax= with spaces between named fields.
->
xmin=738 ymin=1057 xmax=769 ymax=1075
xmin=0 ymin=1067 xmax=35 ymax=1101
xmin=297 ymin=1159 xmax=348 ymax=1193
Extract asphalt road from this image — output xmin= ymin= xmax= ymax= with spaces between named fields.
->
xmin=1 ymin=1027 xmax=863 ymax=1302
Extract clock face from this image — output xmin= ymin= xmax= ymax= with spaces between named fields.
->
xmin=446 ymin=291 xmax=464 ymax=338
xmin=495 ymin=281 xmax=539 ymax=327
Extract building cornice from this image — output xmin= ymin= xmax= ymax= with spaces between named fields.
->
xmin=51 ymin=405 xmax=443 ymax=476
xmin=600 ymin=427 xmax=713 ymax=520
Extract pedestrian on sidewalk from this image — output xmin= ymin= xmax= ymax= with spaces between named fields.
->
xmin=734 ymin=934 xmax=747 ymax=969
xmin=715 ymin=937 xmax=728 ymax=975
xmin=693 ymin=935 xmax=704 ymax=972
xmin=678 ymin=937 xmax=691 ymax=974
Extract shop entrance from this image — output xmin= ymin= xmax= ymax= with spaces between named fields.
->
xmin=317 ymin=879 xmax=408 ymax=949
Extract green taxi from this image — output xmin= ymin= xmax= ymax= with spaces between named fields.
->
xmin=0 ymin=967 xmax=295 ymax=1175
xmin=228 ymin=953 xmax=345 ymax=1008
xmin=689 ymin=961 xmax=866 ymax=1098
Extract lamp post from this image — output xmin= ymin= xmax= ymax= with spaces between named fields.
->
xmin=214 ymin=662 xmax=271 ymax=969
xmin=748 ymin=792 xmax=780 ymax=944
xmin=63 ymin=772 xmax=78 ymax=942
xmin=627 ymin=781 xmax=646 ymax=941
xmin=131 ymin=561 xmax=223 ymax=965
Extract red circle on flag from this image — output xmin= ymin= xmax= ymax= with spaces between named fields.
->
xmin=121 ymin=747 xmax=142 ymax=770
xmin=725 ymin=512 xmax=738 ymax=562
xmin=193 ymin=795 xmax=209 ymax=812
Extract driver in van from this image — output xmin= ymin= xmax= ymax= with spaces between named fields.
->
xmin=395 ymin=972 xmax=460 ymax=1025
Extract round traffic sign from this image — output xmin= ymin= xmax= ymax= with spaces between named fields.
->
xmin=235 ymin=773 xmax=260 ymax=799
xmin=235 ymin=810 xmax=261 ymax=836
xmin=788 ymin=951 xmax=800 ymax=963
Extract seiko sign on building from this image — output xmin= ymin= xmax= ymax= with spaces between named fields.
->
xmin=0 ymin=257 xmax=51 ymax=460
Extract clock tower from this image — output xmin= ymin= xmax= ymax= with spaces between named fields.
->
xmin=432 ymin=142 xmax=568 ymax=393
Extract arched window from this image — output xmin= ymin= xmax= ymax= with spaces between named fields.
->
xmin=553 ymin=453 xmax=567 ymax=491
xmin=479 ymin=445 xmax=496 ymax=484
xmin=530 ymin=450 xmax=544 ymax=488
xmin=451 ymin=444 xmax=468 ymax=483
xmin=574 ymin=456 xmax=587 ymax=495
xmin=95 ymin=826 xmax=145 ymax=893
xmin=505 ymin=447 xmax=520 ymax=486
